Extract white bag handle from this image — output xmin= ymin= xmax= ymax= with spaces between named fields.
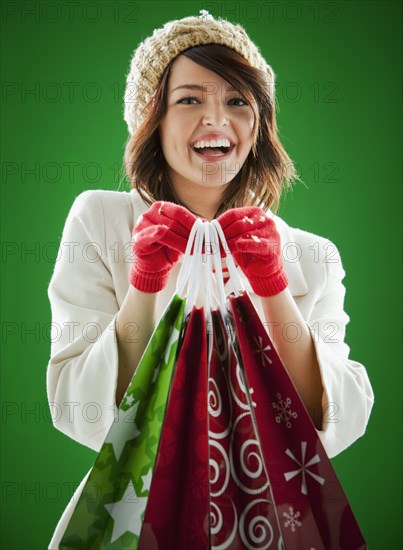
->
xmin=203 ymin=221 xmax=213 ymax=325
xmin=176 ymin=216 xmax=246 ymax=322
xmin=176 ymin=217 xmax=203 ymax=297
xmin=184 ymin=222 xmax=205 ymax=318
xmin=176 ymin=218 xmax=208 ymax=321
xmin=210 ymin=219 xmax=245 ymax=296
xmin=207 ymin=222 xmax=229 ymax=322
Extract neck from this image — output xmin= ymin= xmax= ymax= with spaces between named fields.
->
xmin=171 ymin=180 xmax=226 ymax=221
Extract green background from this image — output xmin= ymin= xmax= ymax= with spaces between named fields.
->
xmin=1 ymin=0 xmax=401 ymax=548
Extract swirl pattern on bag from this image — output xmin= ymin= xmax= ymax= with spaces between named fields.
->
xmin=208 ymin=309 xmax=283 ymax=549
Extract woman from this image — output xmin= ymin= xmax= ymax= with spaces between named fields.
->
xmin=46 ymin=10 xmax=374 ymax=548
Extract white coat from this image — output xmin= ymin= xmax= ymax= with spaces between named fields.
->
xmin=46 ymin=189 xmax=374 ymax=548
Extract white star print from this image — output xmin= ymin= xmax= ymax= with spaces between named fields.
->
xmin=123 ymin=394 xmax=135 ymax=407
xmin=164 ymin=327 xmax=180 ymax=365
xmin=104 ymin=479 xmax=147 ymax=542
xmin=104 ymin=401 xmax=140 ymax=460
xmin=141 ymin=468 xmax=153 ymax=493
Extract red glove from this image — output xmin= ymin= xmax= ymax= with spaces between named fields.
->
xmin=130 ymin=201 xmax=197 ymax=293
xmin=216 ymin=206 xmax=288 ymax=297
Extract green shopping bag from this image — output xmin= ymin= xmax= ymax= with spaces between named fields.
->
xmin=59 ymin=218 xmax=205 ymax=549
xmin=59 ymin=293 xmax=186 ymax=549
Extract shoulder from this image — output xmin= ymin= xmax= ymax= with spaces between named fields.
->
xmin=274 ymin=212 xmax=333 ymax=250
xmin=273 ymin=213 xmax=343 ymax=263
xmin=271 ymin=212 xmax=346 ymax=296
xmin=68 ymin=188 xmax=141 ymax=212
xmin=68 ymin=188 xmax=149 ymax=226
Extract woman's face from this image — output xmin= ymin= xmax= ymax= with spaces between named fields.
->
xmin=159 ymin=55 xmax=255 ymax=200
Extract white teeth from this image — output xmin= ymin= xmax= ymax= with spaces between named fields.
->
xmin=192 ymin=139 xmax=232 ymax=149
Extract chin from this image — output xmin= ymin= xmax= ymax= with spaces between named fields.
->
xmin=193 ymin=164 xmax=241 ymax=183
xmin=193 ymin=174 xmax=235 ymax=187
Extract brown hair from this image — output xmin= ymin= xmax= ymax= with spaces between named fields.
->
xmin=122 ymin=44 xmax=301 ymax=217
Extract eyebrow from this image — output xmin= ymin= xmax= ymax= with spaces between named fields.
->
xmin=170 ymin=84 xmax=237 ymax=94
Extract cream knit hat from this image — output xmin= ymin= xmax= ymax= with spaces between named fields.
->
xmin=123 ymin=9 xmax=275 ymax=136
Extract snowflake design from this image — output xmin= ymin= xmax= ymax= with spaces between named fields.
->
xmin=284 ymin=441 xmax=325 ymax=495
xmin=272 ymin=392 xmax=298 ymax=428
xmin=253 ymin=335 xmax=272 ymax=365
xmin=283 ymin=506 xmax=302 ymax=532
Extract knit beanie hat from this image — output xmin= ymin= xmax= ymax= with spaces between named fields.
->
xmin=123 ymin=9 xmax=275 ymax=136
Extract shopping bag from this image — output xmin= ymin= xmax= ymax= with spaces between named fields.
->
xmin=59 ymin=219 xmax=206 ymax=549
xmin=138 ymin=305 xmax=209 ymax=550
xmin=139 ymin=220 xmax=279 ymax=550
xmin=137 ymin=220 xmax=212 ymax=549
xmin=228 ymin=290 xmax=367 ymax=550
xmin=207 ymin=218 xmax=367 ymax=549
xmin=208 ymin=306 xmax=284 ymax=549
xmin=58 ymin=293 xmax=185 ymax=549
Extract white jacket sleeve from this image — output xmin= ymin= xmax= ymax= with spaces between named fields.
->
xmin=46 ymin=191 xmax=120 ymax=452
xmin=308 ymin=243 xmax=375 ymax=458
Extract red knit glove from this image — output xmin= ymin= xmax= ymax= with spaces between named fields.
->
xmin=216 ymin=206 xmax=288 ymax=296
xmin=130 ymin=201 xmax=197 ymax=293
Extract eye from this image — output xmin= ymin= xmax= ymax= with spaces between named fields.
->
xmin=176 ymin=96 xmax=249 ymax=106
xmin=229 ymin=97 xmax=249 ymax=106
xmin=176 ymin=96 xmax=199 ymax=104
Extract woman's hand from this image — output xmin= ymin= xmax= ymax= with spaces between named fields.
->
xmin=216 ymin=206 xmax=289 ymax=296
xmin=129 ymin=201 xmax=197 ymax=293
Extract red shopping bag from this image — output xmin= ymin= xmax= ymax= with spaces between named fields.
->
xmin=138 ymin=305 xmax=210 ymax=550
xmin=208 ymin=308 xmax=284 ymax=549
xmin=228 ymin=290 xmax=367 ymax=550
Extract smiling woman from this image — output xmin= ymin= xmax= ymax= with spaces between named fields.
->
xmin=158 ymin=54 xmax=257 ymax=219
xmin=46 ymin=9 xmax=374 ymax=550
xmin=124 ymin=42 xmax=300 ymax=220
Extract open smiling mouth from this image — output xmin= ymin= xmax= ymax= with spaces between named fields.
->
xmin=191 ymin=144 xmax=235 ymax=159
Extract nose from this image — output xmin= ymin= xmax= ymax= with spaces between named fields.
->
xmin=201 ymin=101 xmax=229 ymax=126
